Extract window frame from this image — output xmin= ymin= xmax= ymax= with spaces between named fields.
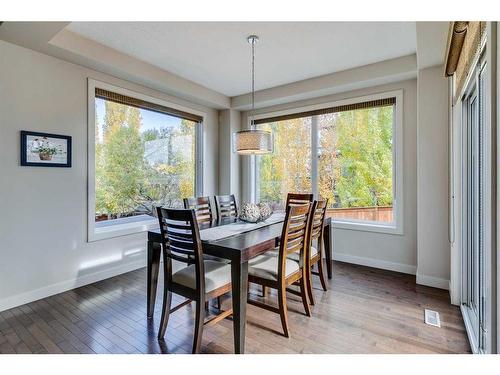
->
xmin=87 ymin=79 xmax=204 ymax=242
xmin=250 ymin=89 xmax=404 ymax=235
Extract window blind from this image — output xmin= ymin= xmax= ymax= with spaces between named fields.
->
xmin=95 ymin=88 xmax=203 ymax=123
xmin=253 ymin=97 xmax=396 ymax=125
xmin=444 ymin=21 xmax=486 ymax=100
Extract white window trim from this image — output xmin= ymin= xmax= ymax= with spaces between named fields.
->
xmin=87 ymin=78 xmax=205 ymax=242
xmin=250 ymin=89 xmax=404 ymax=235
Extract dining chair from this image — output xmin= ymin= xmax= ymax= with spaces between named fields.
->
xmin=287 ymin=200 xmax=329 ymax=305
xmin=184 ymin=196 xmax=230 ymax=274
xmin=260 ymin=192 xmax=314 ymax=298
xmin=262 ymin=193 xmax=314 ymax=297
xmin=183 ymin=196 xmax=214 ymax=224
xmin=214 ymin=194 xmax=238 ymax=220
xmin=247 ymin=203 xmax=312 ymax=338
xmin=156 ymin=207 xmax=233 ymax=353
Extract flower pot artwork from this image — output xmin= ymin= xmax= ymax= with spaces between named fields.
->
xmin=38 ymin=151 xmax=53 ymax=161
xmin=21 ymin=131 xmax=72 ymax=167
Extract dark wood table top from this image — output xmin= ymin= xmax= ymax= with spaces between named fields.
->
xmin=148 ymin=215 xmax=331 ymax=264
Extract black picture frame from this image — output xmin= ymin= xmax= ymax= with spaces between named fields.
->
xmin=20 ymin=131 xmax=72 ymax=168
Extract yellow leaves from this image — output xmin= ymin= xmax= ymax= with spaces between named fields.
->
xmin=154 ymin=163 xmax=176 ymax=174
xmin=179 ymin=178 xmax=194 ymax=199
xmin=259 ymin=105 xmax=394 ymax=209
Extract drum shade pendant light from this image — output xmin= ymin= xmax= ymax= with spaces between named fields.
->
xmin=233 ymin=35 xmax=273 ymax=155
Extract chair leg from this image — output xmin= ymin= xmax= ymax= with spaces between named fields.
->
xmin=157 ymin=289 xmax=172 ymax=339
xmin=299 ymin=277 xmax=312 ymax=317
xmin=205 ymin=301 xmax=209 ymax=310
xmin=216 ymin=296 xmax=221 ymax=310
xmin=192 ymin=299 xmax=205 ymax=354
xmin=277 ymin=284 xmax=290 ymax=338
xmin=317 ymin=257 xmax=328 ymax=291
xmin=307 ymin=264 xmax=315 ymax=305
xmin=262 ymin=285 xmax=267 ymax=297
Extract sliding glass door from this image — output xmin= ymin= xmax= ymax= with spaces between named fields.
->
xmin=461 ymin=57 xmax=486 ymax=353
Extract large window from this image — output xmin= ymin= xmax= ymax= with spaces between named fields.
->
xmin=255 ymin=91 xmax=402 ymax=233
xmin=258 ymin=117 xmax=311 ymax=210
xmin=88 ymin=81 xmax=203 ymax=241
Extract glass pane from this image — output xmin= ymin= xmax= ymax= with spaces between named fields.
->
xmin=94 ymin=97 xmax=196 ymax=224
xmin=258 ymin=117 xmax=312 ymax=210
xmin=318 ymin=105 xmax=394 ymax=224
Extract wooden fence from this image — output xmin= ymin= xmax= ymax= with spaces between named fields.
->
xmin=327 ymin=206 xmax=393 ymax=223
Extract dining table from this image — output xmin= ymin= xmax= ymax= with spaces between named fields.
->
xmin=146 ymin=213 xmax=333 ymax=354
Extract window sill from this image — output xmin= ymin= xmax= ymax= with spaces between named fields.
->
xmin=89 ymin=214 xmax=159 ymax=242
xmin=331 ymin=219 xmax=403 ymax=235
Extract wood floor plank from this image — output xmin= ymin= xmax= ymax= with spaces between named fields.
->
xmin=0 ymin=261 xmax=471 ymax=354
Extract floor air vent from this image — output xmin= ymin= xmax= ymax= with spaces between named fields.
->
xmin=424 ymin=309 xmax=441 ymax=327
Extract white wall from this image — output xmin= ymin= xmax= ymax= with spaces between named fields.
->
xmin=218 ymin=109 xmax=241 ymax=202
xmin=416 ymin=65 xmax=451 ymax=290
xmin=241 ymin=80 xmax=418 ymax=274
xmin=0 ymin=40 xmax=219 ymax=311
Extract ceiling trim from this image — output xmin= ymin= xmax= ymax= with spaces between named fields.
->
xmin=231 ymin=54 xmax=417 ymax=110
xmin=50 ymin=29 xmax=230 ymax=109
xmin=0 ymin=22 xmax=231 ymax=109
xmin=1 ymin=22 xmax=422 ymax=111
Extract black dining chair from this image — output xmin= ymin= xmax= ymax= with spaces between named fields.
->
xmin=183 ymin=196 xmax=214 ymax=223
xmin=214 ymin=194 xmax=238 ymax=220
xmin=156 ymin=207 xmax=233 ymax=353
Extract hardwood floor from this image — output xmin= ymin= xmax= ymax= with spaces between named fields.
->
xmin=0 ymin=261 xmax=471 ymax=354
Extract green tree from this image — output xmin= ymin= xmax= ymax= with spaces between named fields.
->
xmin=95 ymin=101 xmax=144 ymax=217
xmin=258 ymin=118 xmax=311 ymax=208
xmin=318 ymin=106 xmax=393 ymax=208
xmin=259 ymin=105 xmax=393 ymax=210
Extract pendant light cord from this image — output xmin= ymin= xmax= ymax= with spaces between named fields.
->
xmin=251 ymin=37 xmax=255 ymax=130
xmin=252 ymin=39 xmax=255 ymax=112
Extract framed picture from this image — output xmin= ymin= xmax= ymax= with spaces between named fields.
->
xmin=20 ymin=131 xmax=72 ymax=167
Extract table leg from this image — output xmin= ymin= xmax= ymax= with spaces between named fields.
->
xmin=324 ymin=224 xmax=332 ymax=279
xmin=147 ymin=241 xmax=161 ymax=318
xmin=231 ymin=259 xmax=248 ymax=354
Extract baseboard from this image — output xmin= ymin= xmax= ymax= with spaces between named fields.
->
xmin=0 ymin=259 xmax=146 ymax=313
xmin=416 ymin=273 xmax=450 ymax=290
xmin=333 ymin=252 xmax=417 ymax=275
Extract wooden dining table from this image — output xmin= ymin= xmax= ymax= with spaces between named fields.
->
xmin=146 ymin=214 xmax=333 ymax=354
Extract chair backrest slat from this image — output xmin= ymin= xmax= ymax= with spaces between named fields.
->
xmin=183 ymin=196 xmax=214 ymax=224
xmin=285 ymin=193 xmax=313 ymax=208
xmin=311 ymin=199 xmax=328 ymax=241
xmin=278 ymin=203 xmax=312 ymax=278
xmin=214 ymin=194 xmax=238 ymax=220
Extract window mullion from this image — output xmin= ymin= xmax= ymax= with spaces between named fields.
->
xmin=196 ymin=121 xmax=203 ymax=196
xmin=311 ymin=115 xmax=319 ymax=199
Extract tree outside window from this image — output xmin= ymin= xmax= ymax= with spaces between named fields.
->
xmin=258 ymin=104 xmax=394 ymax=224
xmin=94 ymin=98 xmax=196 ymax=222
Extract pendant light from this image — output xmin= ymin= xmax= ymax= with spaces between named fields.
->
xmin=233 ymin=35 xmax=273 ymax=155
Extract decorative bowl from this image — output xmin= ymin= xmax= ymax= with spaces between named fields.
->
xmin=239 ymin=202 xmax=273 ymax=223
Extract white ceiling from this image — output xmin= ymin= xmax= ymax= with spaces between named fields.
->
xmin=67 ymin=22 xmax=417 ymax=97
